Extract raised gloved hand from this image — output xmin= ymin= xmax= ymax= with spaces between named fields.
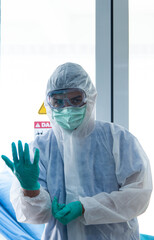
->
xmin=1 ymin=140 xmax=40 ymax=190
xmin=52 ymin=197 xmax=83 ymax=225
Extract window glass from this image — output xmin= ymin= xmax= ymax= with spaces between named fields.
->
xmin=129 ymin=0 xmax=154 ymax=235
xmin=0 ymin=0 xmax=95 ymax=171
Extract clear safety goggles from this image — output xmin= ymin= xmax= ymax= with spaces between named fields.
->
xmin=47 ymin=88 xmax=87 ymax=109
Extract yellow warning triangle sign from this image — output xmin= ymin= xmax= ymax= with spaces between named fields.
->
xmin=38 ymin=102 xmax=47 ymax=114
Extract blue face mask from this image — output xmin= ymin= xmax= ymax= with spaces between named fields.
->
xmin=52 ymin=105 xmax=86 ymax=130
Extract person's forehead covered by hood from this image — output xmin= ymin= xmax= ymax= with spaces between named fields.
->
xmin=46 ymin=62 xmax=96 ymax=99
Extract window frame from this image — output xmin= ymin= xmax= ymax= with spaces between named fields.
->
xmin=96 ymin=0 xmax=129 ymax=129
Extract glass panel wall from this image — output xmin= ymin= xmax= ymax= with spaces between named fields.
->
xmin=129 ymin=0 xmax=154 ymax=235
xmin=0 ymin=0 xmax=95 ymax=171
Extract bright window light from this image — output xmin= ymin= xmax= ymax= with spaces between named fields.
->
xmin=0 ymin=0 xmax=95 ymax=171
xmin=129 ymin=0 xmax=154 ymax=235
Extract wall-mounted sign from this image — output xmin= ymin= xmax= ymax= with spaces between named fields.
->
xmin=38 ymin=102 xmax=47 ymax=114
xmin=34 ymin=121 xmax=52 ymax=137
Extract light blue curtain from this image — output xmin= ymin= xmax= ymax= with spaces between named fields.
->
xmin=140 ymin=234 xmax=154 ymax=240
xmin=0 ymin=170 xmax=44 ymax=240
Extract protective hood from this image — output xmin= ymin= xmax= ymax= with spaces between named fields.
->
xmin=44 ymin=62 xmax=97 ymax=140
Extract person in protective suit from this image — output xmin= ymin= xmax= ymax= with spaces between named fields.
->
xmin=1 ymin=62 xmax=153 ymax=240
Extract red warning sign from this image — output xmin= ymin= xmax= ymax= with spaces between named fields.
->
xmin=34 ymin=121 xmax=52 ymax=129
xmin=34 ymin=121 xmax=52 ymax=137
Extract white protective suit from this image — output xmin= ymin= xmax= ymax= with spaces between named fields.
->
xmin=10 ymin=63 xmax=153 ymax=240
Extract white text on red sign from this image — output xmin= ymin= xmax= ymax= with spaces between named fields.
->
xmin=34 ymin=121 xmax=52 ymax=129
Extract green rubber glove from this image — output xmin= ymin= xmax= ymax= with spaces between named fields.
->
xmin=1 ymin=140 xmax=40 ymax=190
xmin=52 ymin=197 xmax=83 ymax=225
xmin=52 ymin=197 xmax=66 ymax=217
